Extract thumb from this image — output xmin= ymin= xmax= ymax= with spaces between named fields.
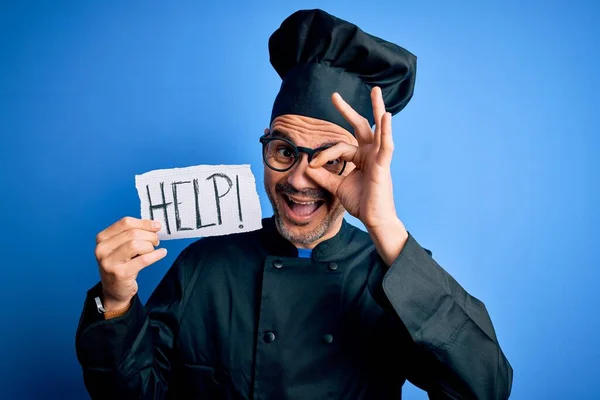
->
xmin=305 ymin=166 xmax=344 ymax=196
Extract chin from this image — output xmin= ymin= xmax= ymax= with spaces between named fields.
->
xmin=270 ymin=191 xmax=345 ymax=246
xmin=263 ymin=178 xmax=345 ymax=246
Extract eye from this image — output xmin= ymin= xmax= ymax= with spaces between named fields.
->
xmin=276 ymin=145 xmax=294 ymax=158
xmin=325 ymin=159 xmax=340 ymax=166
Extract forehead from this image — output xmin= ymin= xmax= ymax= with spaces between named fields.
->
xmin=270 ymin=114 xmax=357 ymax=147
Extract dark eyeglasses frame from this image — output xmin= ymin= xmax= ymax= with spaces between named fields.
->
xmin=259 ymin=133 xmax=347 ymax=176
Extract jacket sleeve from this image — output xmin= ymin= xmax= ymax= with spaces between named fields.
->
xmin=380 ymin=234 xmax=513 ymax=399
xmin=75 ymin=244 xmax=198 ymax=399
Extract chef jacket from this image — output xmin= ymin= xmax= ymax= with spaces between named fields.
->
xmin=76 ymin=216 xmax=513 ymax=399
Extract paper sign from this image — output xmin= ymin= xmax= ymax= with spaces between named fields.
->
xmin=135 ymin=164 xmax=263 ymax=240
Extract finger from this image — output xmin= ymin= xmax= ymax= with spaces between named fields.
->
xmin=122 ymin=248 xmax=168 ymax=276
xmin=305 ymin=165 xmax=345 ymax=196
xmin=310 ymin=142 xmax=359 ymax=168
xmin=102 ymin=239 xmax=157 ymax=268
xmin=96 ymin=228 xmax=160 ymax=261
xmin=96 ymin=217 xmax=161 ymax=244
xmin=376 ymin=112 xmax=395 ymax=166
xmin=332 ymin=92 xmax=373 ymax=146
xmin=371 ymin=86 xmax=386 ymax=150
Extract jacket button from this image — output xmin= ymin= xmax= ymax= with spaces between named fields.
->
xmin=273 ymin=260 xmax=283 ymax=269
xmin=328 ymin=262 xmax=338 ymax=271
xmin=263 ymin=332 xmax=276 ymax=343
xmin=323 ymin=334 xmax=334 ymax=344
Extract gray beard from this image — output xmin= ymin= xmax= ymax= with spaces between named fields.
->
xmin=264 ymin=181 xmax=345 ymax=246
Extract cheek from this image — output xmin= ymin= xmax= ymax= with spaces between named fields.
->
xmin=264 ymin=168 xmax=284 ymax=192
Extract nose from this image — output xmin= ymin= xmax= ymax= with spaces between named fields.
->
xmin=286 ymin=153 xmax=318 ymax=190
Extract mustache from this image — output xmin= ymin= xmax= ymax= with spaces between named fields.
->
xmin=275 ymin=183 xmax=330 ymax=200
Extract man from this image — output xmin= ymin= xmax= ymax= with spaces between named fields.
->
xmin=76 ymin=9 xmax=513 ymax=399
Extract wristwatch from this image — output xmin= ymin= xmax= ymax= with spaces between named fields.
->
xmin=94 ymin=295 xmax=132 ymax=318
xmin=94 ymin=296 xmax=107 ymax=314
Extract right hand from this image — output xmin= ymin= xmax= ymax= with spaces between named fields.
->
xmin=94 ymin=217 xmax=167 ymax=311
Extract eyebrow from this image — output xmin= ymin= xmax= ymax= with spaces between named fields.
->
xmin=271 ymin=130 xmax=337 ymax=148
xmin=271 ymin=130 xmax=291 ymax=140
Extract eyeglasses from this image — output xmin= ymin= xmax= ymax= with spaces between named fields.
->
xmin=259 ymin=133 xmax=347 ymax=175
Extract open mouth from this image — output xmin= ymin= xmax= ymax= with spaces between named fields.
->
xmin=281 ymin=194 xmax=325 ymax=221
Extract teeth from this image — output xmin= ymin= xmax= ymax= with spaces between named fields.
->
xmin=285 ymin=195 xmax=318 ymax=205
xmin=291 ymin=200 xmax=317 ymax=205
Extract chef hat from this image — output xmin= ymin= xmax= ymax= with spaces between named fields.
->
xmin=268 ymin=9 xmax=417 ymax=135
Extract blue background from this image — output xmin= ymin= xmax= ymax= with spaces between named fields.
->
xmin=1 ymin=0 xmax=598 ymax=398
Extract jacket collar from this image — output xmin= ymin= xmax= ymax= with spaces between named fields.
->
xmin=259 ymin=215 xmax=356 ymax=261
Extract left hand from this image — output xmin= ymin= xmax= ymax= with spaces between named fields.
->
xmin=305 ymin=86 xmax=400 ymax=232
